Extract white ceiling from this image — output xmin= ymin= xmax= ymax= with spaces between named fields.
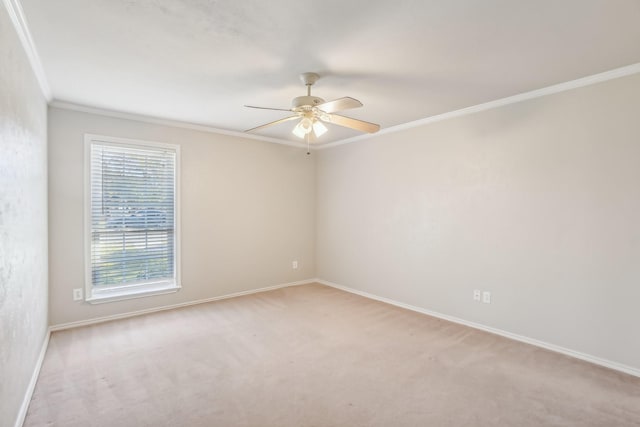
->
xmin=19 ymin=0 xmax=640 ymax=144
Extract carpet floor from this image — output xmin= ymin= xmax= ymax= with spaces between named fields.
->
xmin=25 ymin=283 xmax=640 ymax=426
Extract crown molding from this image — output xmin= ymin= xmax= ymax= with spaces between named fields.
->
xmin=49 ymin=100 xmax=308 ymax=148
xmin=2 ymin=0 xmax=52 ymax=101
xmin=49 ymin=61 xmax=640 ymax=151
xmin=315 ymin=62 xmax=640 ymax=150
xmin=3 ymin=0 xmax=639 ymax=149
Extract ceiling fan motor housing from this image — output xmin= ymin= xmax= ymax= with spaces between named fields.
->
xmin=291 ymin=96 xmax=325 ymax=111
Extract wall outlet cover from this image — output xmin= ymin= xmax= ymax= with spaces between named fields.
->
xmin=482 ymin=291 xmax=491 ymax=304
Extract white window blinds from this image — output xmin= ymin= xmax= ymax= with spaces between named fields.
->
xmin=89 ymin=141 xmax=177 ymax=290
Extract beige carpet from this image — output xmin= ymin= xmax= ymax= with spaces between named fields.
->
xmin=25 ymin=284 xmax=640 ymax=426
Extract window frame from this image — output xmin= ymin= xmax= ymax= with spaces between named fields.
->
xmin=84 ymin=134 xmax=181 ymax=304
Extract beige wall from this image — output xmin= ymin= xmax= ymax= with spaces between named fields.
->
xmin=0 ymin=6 xmax=49 ymax=427
xmin=317 ymin=73 xmax=640 ymax=370
xmin=48 ymin=107 xmax=316 ymax=325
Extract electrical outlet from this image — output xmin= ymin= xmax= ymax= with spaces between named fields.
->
xmin=73 ymin=288 xmax=83 ymax=301
xmin=482 ymin=291 xmax=491 ymax=304
xmin=292 ymin=260 xmax=298 ymax=269
xmin=473 ymin=290 xmax=481 ymax=301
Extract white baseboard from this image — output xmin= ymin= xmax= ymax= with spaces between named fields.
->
xmin=316 ymin=279 xmax=640 ymax=378
xmin=50 ymin=279 xmax=316 ymax=331
xmin=30 ymin=276 xmax=638 ymax=427
xmin=14 ymin=329 xmax=50 ymax=427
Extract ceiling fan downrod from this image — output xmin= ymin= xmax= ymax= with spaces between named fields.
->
xmin=300 ymin=72 xmax=320 ymax=96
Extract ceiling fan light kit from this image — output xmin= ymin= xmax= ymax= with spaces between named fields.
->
xmin=245 ymin=72 xmax=380 ymax=145
xmin=292 ymin=117 xmax=328 ymax=138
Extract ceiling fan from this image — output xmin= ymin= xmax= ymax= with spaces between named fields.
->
xmin=244 ymin=72 xmax=380 ymax=143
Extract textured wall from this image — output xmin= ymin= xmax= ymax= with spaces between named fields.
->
xmin=317 ymin=73 xmax=640 ymax=370
xmin=0 ymin=5 xmax=49 ymax=427
xmin=48 ymin=107 xmax=316 ymax=325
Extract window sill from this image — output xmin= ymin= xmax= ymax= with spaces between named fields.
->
xmin=86 ymin=282 xmax=181 ymax=304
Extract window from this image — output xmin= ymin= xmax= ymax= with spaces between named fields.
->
xmin=85 ymin=134 xmax=180 ymax=303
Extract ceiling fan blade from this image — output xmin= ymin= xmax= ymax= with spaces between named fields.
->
xmin=245 ymin=115 xmax=299 ymax=133
xmin=245 ymin=105 xmax=292 ymax=112
xmin=324 ymin=114 xmax=380 ymax=134
xmin=317 ymin=97 xmax=363 ymax=114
